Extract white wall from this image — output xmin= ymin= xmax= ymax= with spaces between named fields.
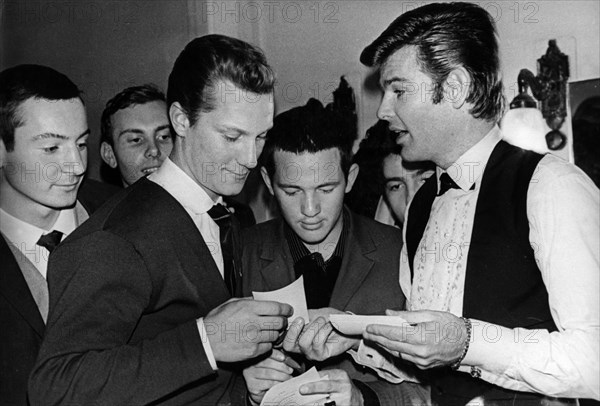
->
xmin=2 ymin=0 xmax=598 ymax=199
xmin=208 ymin=0 xmax=600 ymax=162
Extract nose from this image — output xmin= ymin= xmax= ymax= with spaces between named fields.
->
xmin=238 ymin=138 xmax=258 ymax=169
xmin=301 ymin=192 xmax=320 ymax=218
xmin=145 ymin=139 xmax=160 ymax=158
xmin=377 ymin=92 xmax=394 ymax=121
xmin=63 ymin=145 xmax=86 ymax=177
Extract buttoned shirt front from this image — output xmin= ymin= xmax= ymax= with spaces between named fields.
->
xmin=355 ymin=126 xmax=600 ymax=399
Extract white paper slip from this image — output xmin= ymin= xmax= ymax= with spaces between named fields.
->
xmin=329 ymin=314 xmax=409 ymax=335
xmin=260 ymin=366 xmax=328 ymax=406
xmin=253 ymin=276 xmax=310 ymax=323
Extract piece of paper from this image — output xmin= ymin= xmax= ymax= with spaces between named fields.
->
xmin=253 ymin=276 xmax=310 ymax=323
xmin=260 ymin=366 xmax=328 ymax=406
xmin=329 ymin=314 xmax=409 ymax=335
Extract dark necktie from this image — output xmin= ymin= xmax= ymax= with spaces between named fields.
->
xmin=438 ymin=173 xmax=460 ymax=196
xmin=208 ymin=204 xmax=236 ymax=296
xmin=36 ymin=230 xmax=64 ymax=254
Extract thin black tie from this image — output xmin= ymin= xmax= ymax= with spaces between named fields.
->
xmin=208 ymin=204 xmax=236 ymax=296
xmin=438 ymin=173 xmax=460 ymax=196
xmin=37 ymin=230 xmax=64 ymax=254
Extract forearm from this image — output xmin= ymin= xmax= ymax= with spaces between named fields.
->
xmin=461 ymin=320 xmax=600 ymax=399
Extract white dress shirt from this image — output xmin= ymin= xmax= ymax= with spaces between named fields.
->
xmin=148 ymin=158 xmax=224 ymax=370
xmin=356 ymin=127 xmax=600 ymax=400
xmin=1 ymin=203 xmax=87 ymax=278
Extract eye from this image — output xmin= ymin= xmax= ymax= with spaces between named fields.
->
xmin=222 ymin=132 xmax=240 ymax=143
xmin=77 ymin=141 xmax=88 ymax=151
xmin=127 ymin=136 xmax=143 ymax=145
xmin=256 ymin=134 xmax=267 ymax=143
xmin=319 ymin=186 xmax=335 ymax=194
xmin=393 ymin=89 xmax=406 ymax=100
xmin=157 ymin=132 xmax=172 ymax=142
xmin=281 ymin=188 xmax=299 ymax=196
xmin=43 ymin=145 xmax=59 ymax=153
xmin=387 ymin=181 xmax=405 ymax=192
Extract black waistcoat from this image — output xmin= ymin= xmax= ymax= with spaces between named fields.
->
xmin=407 ymin=141 xmax=564 ymax=405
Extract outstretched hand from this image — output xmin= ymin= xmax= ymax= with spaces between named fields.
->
xmin=363 ymin=310 xmax=467 ymax=369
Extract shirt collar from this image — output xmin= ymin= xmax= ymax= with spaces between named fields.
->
xmin=148 ymin=158 xmax=219 ymax=215
xmin=437 ymin=125 xmax=502 ymax=191
xmin=0 ymin=205 xmax=80 ymax=249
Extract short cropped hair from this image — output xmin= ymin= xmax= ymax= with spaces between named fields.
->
xmin=361 ymin=2 xmax=504 ymax=122
xmin=0 ymin=64 xmax=81 ymax=151
xmin=100 ymin=84 xmax=166 ymax=146
xmin=167 ymin=34 xmax=275 ymax=127
xmin=261 ymin=98 xmax=354 ymax=180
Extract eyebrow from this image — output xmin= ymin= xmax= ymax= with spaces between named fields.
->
xmin=217 ymin=124 xmax=273 ymax=137
xmin=34 ymin=129 xmax=90 ymax=141
xmin=385 ymin=177 xmax=405 ymax=182
xmin=381 ymin=76 xmax=410 ymax=88
xmin=277 ymin=181 xmax=341 ymax=188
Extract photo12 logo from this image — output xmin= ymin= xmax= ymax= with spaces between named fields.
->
xmin=193 ymin=1 xmax=340 ymax=24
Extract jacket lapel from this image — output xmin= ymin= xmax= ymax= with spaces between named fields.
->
xmin=257 ymin=220 xmax=295 ymax=292
xmin=0 ymin=235 xmax=45 ymax=337
xmin=146 ymin=181 xmax=231 ymax=309
xmin=329 ymin=210 xmax=376 ymax=311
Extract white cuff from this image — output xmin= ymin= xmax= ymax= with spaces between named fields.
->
xmin=348 ymin=340 xmax=419 ymax=384
xmin=197 ymin=317 xmax=218 ymax=370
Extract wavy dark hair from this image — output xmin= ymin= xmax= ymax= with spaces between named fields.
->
xmin=167 ymin=34 xmax=275 ymax=126
xmin=261 ymin=98 xmax=354 ymax=180
xmin=361 ymin=2 xmax=504 ymax=122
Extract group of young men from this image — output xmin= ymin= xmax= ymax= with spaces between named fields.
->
xmin=1 ymin=2 xmax=598 ymax=406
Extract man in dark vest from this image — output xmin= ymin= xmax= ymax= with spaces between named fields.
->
xmin=0 ymin=64 xmax=117 ymax=405
xmin=353 ymin=2 xmax=599 ymax=405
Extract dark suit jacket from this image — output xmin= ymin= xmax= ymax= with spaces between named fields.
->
xmin=241 ymin=208 xmax=410 ymax=405
xmin=0 ymin=178 xmax=117 ymax=406
xmin=28 ymin=178 xmax=245 ymax=406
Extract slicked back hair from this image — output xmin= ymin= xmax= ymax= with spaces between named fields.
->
xmin=361 ymin=2 xmax=504 ymax=122
xmin=100 ymin=84 xmax=166 ymax=146
xmin=262 ymin=98 xmax=354 ymax=180
xmin=167 ymin=34 xmax=275 ymax=127
xmin=0 ymin=64 xmax=82 ymax=151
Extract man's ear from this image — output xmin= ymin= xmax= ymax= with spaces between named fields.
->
xmin=100 ymin=142 xmax=118 ymax=169
xmin=260 ymin=166 xmax=275 ymax=196
xmin=169 ymin=102 xmax=190 ymax=137
xmin=345 ymin=163 xmax=360 ymax=193
xmin=0 ymin=139 xmax=7 ymax=168
xmin=444 ymin=67 xmax=471 ymax=109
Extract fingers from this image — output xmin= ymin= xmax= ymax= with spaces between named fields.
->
xmin=251 ymin=300 xmax=294 ymax=317
xmin=283 ymin=354 xmax=303 ymax=373
xmin=282 ymin=318 xmax=305 ymax=352
xmin=256 ymin=316 xmax=288 ymax=331
xmin=298 ymin=317 xmax=328 ymax=348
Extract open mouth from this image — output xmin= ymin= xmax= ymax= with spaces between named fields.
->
xmin=390 ymin=128 xmax=409 ymax=143
xmin=142 ymin=167 xmax=160 ymax=175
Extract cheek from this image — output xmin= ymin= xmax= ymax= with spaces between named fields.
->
xmin=117 ymin=149 xmax=142 ymax=169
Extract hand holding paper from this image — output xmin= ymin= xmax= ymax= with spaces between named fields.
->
xmin=244 ymin=349 xmax=298 ymax=406
xmin=253 ymin=276 xmax=310 ymax=324
xmin=299 ymin=369 xmax=363 ymax=406
xmin=283 ymin=314 xmax=360 ymax=362
xmin=260 ymin=367 xmax=329 ymax=406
